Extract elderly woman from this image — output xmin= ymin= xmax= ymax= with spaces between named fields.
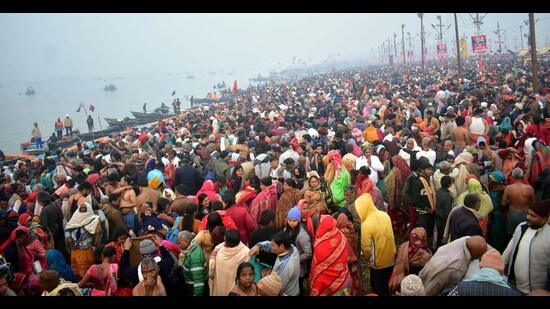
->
xmin=398 ymin=137 xmax=421 ymax=168
xmin=65 ymin=202 xmax=102 ymax=279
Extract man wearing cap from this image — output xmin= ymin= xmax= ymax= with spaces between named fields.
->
xmin=119 ymin=235 xmax=176 ymax=295
xmin=449 ymin=248 xmax=521 ymax=296
xmin=64 ymin=114 xmax=73 ymax=137
xmin=502 ymin=200 xmax=550 ymax=294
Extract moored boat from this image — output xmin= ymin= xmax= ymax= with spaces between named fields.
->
xmin=104 ymin=117 xmax=140 ymax=127
xmin=46 ymin=134 xmax=81 ymax=151
xmin=104 ymin=84 xmax=117 ymax=91
xmin=20 ymin=141 xmax=47 ymax=155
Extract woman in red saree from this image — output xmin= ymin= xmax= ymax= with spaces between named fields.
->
xmin=308 ymin=214 xmax=351 ymax=296
xmin=335 ymin=213 xmax=362 ymax=296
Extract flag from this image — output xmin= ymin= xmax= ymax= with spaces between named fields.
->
xmin=232 ymin=80 xmax=237 ymax=96
xmin=89 ymin=104 xmax=95 ymax=112
xmin=362 ymin=85 xmax=367 ymax=97
xmin=76 ymin=102 xmax=84 ymax=113
xmin=172 ymin=90 xmax=176 ymax=96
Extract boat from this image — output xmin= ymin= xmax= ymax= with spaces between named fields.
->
xmin=104 ymin=117 xmax=140 ymax=127
xmin=104 ymin=84 xmax=117 ymax=91
xmin=76 ymin=126 xmax=124 ymax=142
xmin=25 ymin=87 xmax=36 ymax=95
xmin=20 ymin=141 xmax=47 ymax=155
xmin=131 ymin=110 xmax=175 ymax=121
xmin=46 ymin=135 xmax=81 ymax=151
xmin=186 ymin=75 xmax=194 ymax=79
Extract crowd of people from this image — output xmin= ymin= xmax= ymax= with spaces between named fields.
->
xmin=1 ymin=55 xmax=550 ymax=297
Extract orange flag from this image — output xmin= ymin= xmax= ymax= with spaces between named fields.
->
xmin=362 ymin=85 xmax=367 ymax=97
xmin=232 ymin=80 xmax=238 ymax=96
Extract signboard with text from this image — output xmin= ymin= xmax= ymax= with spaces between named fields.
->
xmin=471 ymin=35 xmax=488 ymax=53
xmin=437 ymin=44 xmax=447 ymax=56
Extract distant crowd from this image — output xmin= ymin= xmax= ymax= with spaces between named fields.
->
xmin=1 ymin=55 xmax=550 ymax=297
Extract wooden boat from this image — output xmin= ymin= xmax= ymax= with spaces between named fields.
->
xmin=104 ymin=117 xmax=140 ymax=127
xmin=104 ymin=84 xmax=117 ymax=91
xmin=131 ymin=110 xmax=175 ymax=121
xmin=25 ymin=87 xmax=36 ymax=95
xmin=20 ymin=141 xmax=47 ymax=155
xmin=46 ymin=134 xmax=81 ymax=151
xmin=76 ymin=126 xmax=123 ymax=141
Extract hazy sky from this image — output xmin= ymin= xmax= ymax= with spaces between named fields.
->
xmin=1 ymin=13 xmax=549 ymax=83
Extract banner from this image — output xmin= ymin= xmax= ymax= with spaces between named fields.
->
xmin=471 ymin=35 xmax=488 ymax=53
xmin=437 ymin=44 xmax=447 ymax=56
xmin=460 ymin=38 xmax=468 ymax=58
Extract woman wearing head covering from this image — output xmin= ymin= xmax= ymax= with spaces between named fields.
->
xmin=325 ymin=150 xmax=350 ymax=209
xmin=398 ymin=137 xmax=421 ymax=167
xmin=45 ymin=249 xmax=77 ymax=282
xmin=335 ymin=212 xmax=362 ymax=296
xmin=389 ymin=227 xmax=432 ymax=294
xmin=4 ymin=226 xmax=48 ymax=296
xmin=275 ymin=178 xmax=303 ymax=229
xmin=487 ymin=171 xmax=507 ymax=252
xmin=308 ymin=214 xmax=350 ymax=296
xmin=64 ymin=202 xmax=101 ymax=279
xmin=257 ymin=271 xmax=283 ymax=296
xmin=384 ymin=156 xmax=412 ymax=233
xmin=303 ymin=171 xmax=329 ymax=215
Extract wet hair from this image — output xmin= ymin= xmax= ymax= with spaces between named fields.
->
xmin=464 ymin=192 xmax=481 ymax=209
xmin=456 ymin=115 xmax=466 ymax=127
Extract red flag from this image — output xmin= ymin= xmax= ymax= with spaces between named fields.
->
xmin=89 ymin=104 xmax=95 ymax=112
xmin=232 ymin=80 xmax=237 ymax=96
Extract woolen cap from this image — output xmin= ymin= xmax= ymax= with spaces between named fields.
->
xmin=479 ymin=249 xmax=505 ymax=274
xmin=287 ymin=206 xmax=301 ymax=221
xmin=139 ymin=239 xmax=157 ymax=256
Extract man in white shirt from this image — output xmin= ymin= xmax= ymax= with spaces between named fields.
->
xmin=355 ymin=143 xmax=384 ymax=185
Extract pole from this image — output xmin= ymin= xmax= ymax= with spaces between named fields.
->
xmin=520 ymin=25 xmax=524 ymax=50
xmin=529 ymin=13 xmax=540 ymax=94
xmin=402 ymin=24 xmax=406 ymax=66
xmin=98 ymin=116 xmax=104 ymax=137
xmin=454 ymin=13 xmax=463 ymax=82
xmin=418 ymin=13 xmax=425 ymax=71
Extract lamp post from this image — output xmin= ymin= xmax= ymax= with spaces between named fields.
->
xmin=402 ymin=24 xmax=406 ymax=66
xmin=418 ymin=13 xmax=425 ymax=71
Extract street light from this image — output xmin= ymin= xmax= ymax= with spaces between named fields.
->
xmin=402 ymin=24 xmax=406 ymax=66
xmin=418 ymin=13 xmax=425 ymax=70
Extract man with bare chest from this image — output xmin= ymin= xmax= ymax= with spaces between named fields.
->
xmin=452 ymin=115 xmax=472 ymax=158
xmin=501 ymin=168 xmax=535 ymax=245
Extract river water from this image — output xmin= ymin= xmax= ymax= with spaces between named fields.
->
xmin=0 ymin=67 xmax=268 ymax=154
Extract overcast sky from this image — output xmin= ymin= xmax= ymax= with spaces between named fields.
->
xmin=1 ymin=13 xmax=549 ymax=83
